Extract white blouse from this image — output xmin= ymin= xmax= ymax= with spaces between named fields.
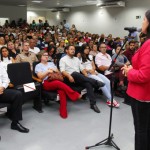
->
xmin=0 ymin=57 xmax=13 ymax=71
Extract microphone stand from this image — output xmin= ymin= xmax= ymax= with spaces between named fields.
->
xmin=85 ymin=33 xmax=131 ymax=150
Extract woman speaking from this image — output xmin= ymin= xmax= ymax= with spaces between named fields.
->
xmin=122 ymin=10 xmax=150 ymax=150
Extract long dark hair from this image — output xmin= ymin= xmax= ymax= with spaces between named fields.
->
xmin=0 ymin=46 xmax=10 ymax=61
xmin=145 ymin=10 xmax=150 ymax=39
xmin=47 ymin=45 xmax=56 ymax=58
xmin=81 ymin=44 xmax=91 ymax=63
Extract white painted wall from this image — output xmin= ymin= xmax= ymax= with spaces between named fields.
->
xmin=27 ymin=11 xmax=46 ymax=24
xmin=66 ymin=0 xmax=150 ymax=38
xmin=27 ymin=10 xmax=65 ymax=25
xmin=45 ymin=11 xmax=66 ymax=26
xmin=27 ymin=0 xmax=150 ymax=38
xmin=0 ymin=5 xmax=26 ymax=21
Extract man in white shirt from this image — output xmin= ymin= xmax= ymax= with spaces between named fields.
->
xmin=95 ymin=43 xmax=112 ymax=75
xmin=0 ymin=63 xmax=29 ymax=133
xmin=29 ymin=39 xmax=40 ymax=54
xmin=59 ymin=45 xmax=105 ymax=113
xmin=63 ymin=20 xmax=70 ymax=31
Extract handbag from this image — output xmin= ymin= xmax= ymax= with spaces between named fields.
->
xmin=47 ymin=72 xmax=64 ymax=82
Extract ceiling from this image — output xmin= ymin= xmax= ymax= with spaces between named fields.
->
xmin=0 ymin=0 xmax=126 ymax=10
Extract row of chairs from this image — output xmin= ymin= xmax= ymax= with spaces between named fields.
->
xmin=0 ymin=61 xmax=130 ymax=115
xmin=0 ymin=62 xmax=85 ymax=115
xmin=0 ymin=62 xmax=57 ymax=113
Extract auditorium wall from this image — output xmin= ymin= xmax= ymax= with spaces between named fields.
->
xmin=27 ymin=0 xmax=150 ymax=38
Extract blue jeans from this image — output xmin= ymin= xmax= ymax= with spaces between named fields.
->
xmin=88 ymin=73 xmax=111 ymax=100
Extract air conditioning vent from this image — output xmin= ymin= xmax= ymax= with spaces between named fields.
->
xmin=97 ymin=1 xmax=125 ymax=7
xmin=50 ymin=7 xmax=70 ymax=12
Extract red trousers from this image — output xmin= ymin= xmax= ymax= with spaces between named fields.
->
xmin=43 ymin=80 xmax=80 ymax=119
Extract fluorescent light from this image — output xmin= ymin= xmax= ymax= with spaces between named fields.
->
xmin=96 ymin=2 xmax=103 ymax=7
xmin=32 ymin=1 xmax=43 ymax=3
xmin=64 ymin=4 xmax=72 ymax=7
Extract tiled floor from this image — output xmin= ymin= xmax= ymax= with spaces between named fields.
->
xmin=0 ymin=95 xmax=134 ymax=150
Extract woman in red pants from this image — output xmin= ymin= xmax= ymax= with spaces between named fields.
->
xmin=35 ymin=51 xmax=81 ymax=119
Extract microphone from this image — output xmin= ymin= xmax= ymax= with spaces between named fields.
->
xmin=124 ymin=27 xmax=141 ymax=32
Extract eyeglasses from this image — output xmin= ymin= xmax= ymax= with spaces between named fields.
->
xmin=100 ymin=47 xmax=107 ymax=48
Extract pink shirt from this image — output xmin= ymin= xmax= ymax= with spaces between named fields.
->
xmin=95 ymin=52 xmax=112 ymax=68
xmin=127 ymin=39 xmax=150 ymax=101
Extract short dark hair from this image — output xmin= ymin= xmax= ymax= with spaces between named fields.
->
xmin=98 ymin=42 xmax=106 ymax=49
xmin=65 ymin=45 xmax=75 ymax=50
xmin=129 ymin=40 xmax=135 ymax=45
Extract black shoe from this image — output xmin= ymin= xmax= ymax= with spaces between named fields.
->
xmin=96 ymin=81 xmax=105 ymax=88
xmin=90 ymin=104 xmax=100 ymax=113
xmin=11 ymin=122 xmax=29 ymax=133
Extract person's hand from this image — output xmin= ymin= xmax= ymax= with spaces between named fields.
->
xmin=125 ymin=61 xmax=130 ymax=66
xmin=47 ymin=69 xmax=54 ymax=73
xmin=0 ymin=87 xmax=5 ymax=95
xmin=68 ymin=75 xmax=75 ymax=83
xmin=84 ymin=73 xmax=88 ymax=77
xmin=88 ymin=70 xmax=96 ymax=75
xmin=121 ymin=65 xmax=133 ymax=76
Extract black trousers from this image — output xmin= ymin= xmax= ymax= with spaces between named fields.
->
xmin=130 ymin=96 xmax=150 ymax=150
xmin=0 ymin=89 xmax=22 ymax=121
xmin=70 ymin=72 xmax=98 ymax=105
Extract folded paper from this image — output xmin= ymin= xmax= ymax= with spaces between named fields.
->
xmin=23 ymin=82 xmax=36 ymax=93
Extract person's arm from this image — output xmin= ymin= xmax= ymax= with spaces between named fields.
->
xmin=95 ymin=54 xmax=109 ymax=71
xmin=98 ymin=66 xmax=109 ymax=71
xmin=79 ymin=61 xmax=88 ymax=76
xmin=125 ymin=42 xmax=150 ymax=83
xmin=36 ymin=69 xmax=53 ymax=80
xmin=113 ymin=55 xmax=125 ymax=67
xmin=0 ymin=65 xmax=10 ymax=94
xmin=15 ymin=54 xmax=21 ymax=63
xmin=59 ymin=58 xmax=74 ymax=82
xmin=87 ymin=61 xmax=97 ymax=75
xmin=81 ymin=69 xmax=88 ymax=77
xmin=11 ymin=57 xmax=15 ymax=63
xmin=35 ymin=64 xmax=53 ymax=80
xmin=91 ymin=60 xmax=96 ymax=71
xmin=34 ymin=54 xmax=39 ymax=62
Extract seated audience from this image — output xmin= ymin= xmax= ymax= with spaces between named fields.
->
xmin=112 ymin=45 xmax=129 ymax=88
xmin=80 ymin=44 xmax=119 ymax=107
xmin=134 ymin=41 xmax=140 ymax=51
xmin=0 ymin=47 xmax=15 ymax=70
xmin=7 ymin=41 xmax=20 ymax=59
xmin=0 ymin=37 xmax=6 ymax=49
xmin=0 ymin=62 xmax=29 ymax=133
xmin=112 ymin=45 xmax=130 ymax=67
xmin=47 ymin=45 xmax=56 ymax=63
xmin=4 ymin=34 xmax=10 ymax=44
xmin=95 ymin=43 xmax=112 ymax=75
xmin=59 ymin=45 xmax=105 ymax=113
xmin=56 ymin=40 xmax=65 ymax=54
xmin=29 ymin=39 xmax=40 ymax=54
xmin=123 ymin=40 xmax=135 ymax=63
xmin=16 ymin=41 xmax=38 ymax=70
xmin=89 ymin=44 xmax=98 ymax=57
xmin=84 ymin=33 xmax=90 ymax=43
xmin=35 ymin=51 xmax=81 ymax=119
